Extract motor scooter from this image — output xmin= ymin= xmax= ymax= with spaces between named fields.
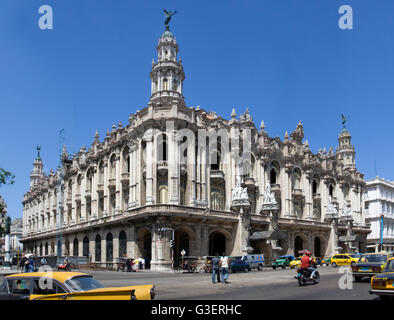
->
xmin=295 ymin=263 xmax=320 ymax=286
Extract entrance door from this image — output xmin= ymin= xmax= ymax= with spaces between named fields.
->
xmin=294 ymin=236 xmax=303 ymax=257
xmin=209 ymin=232 xmax=226 ymax=256
xmin=143 ymin=233 xmax=151 ymax=269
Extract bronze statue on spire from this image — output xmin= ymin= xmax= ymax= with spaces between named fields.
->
xmin=163 ymin=9 xmax=177 ymax=31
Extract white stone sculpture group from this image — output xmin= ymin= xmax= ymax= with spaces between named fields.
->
xmin=232 ymin=175 xmax=249 ymax=202
xmin=263 ymin=183 xmax=277 ymax=205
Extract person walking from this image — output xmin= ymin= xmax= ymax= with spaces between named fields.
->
xmin=28 ymin=255 xmax=35 ymax=272
xmin=141 ymin=257 xmax=145 ymax=270
xmin=40 ymin=257 xmax=47 ymax=266
xmin=211 ymin=253 xmax=221 ymax=284
xmin=220 ymin=253 xmax=230 ymax=284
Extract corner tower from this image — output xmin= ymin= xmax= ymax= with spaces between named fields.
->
xmin=149 ymin=12 xmax=185 ymax=105
xmin=336 ymin=115 xmax=356 ymax=168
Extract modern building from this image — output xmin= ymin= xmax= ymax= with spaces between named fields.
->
xmin=364 ymin=178 xmax=394 ymax=252
xmin=21 ymin=23 xmax=370 ymax=270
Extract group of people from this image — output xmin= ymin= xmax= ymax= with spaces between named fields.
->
xmin=18 ymin=255 xmax=38 ymax=273
xmin=123 ymin=257 xmax=145 ymax=272
xmin=210 ymin=253 xmax=230 ymax=284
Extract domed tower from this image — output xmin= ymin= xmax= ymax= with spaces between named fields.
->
xmin=149 ymin=11 xmax=185 ymax=105
xmin=336 ymin=115 xmax=356 ymax=168
xmin=30 ymin=146 xmax=44 ymax=188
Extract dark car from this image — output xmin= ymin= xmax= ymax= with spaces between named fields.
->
xmin=230 ymin=258 xmax=251 ymax=273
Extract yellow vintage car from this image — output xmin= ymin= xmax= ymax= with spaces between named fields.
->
xmin=1 ymin=272 xmax=155 ymax=300
xmin=289 ymin=257 xmax=302 ymax=269
xmin=330 ymin=254 xmax=359 ymax=267
xmin=370 ymin=257 xmax=394 ymax=300
xmin=352 ymin=252 xmax=393 ymax=282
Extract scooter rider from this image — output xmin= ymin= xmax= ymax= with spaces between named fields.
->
xmin=300 ymin=251 xmax=316 ymax=280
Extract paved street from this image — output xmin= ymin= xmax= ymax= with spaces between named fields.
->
xmin=77 ymin=266 xmax=380 ymax=300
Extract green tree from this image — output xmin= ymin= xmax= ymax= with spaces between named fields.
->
xmin=0 ymin=168 xmax=15 ymax=214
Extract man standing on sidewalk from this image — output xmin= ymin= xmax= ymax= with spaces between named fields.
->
xmin=220 ymin=253 xmax=230 ymax=284
xmin=211 ymin=253 xmax=221 ymax=284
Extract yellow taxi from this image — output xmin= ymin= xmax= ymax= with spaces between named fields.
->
xmin=289 ymin=257 xmax=302 ymax=269
xmin=352 ymin=252 xmax=393 ymax=282
xmin=330 ymin=253 xmax=359 ymax=267
xmin=370 ymin=257 xmax=394 ymax=301
xmin=0 ymin=272 xmax=155 ymax=300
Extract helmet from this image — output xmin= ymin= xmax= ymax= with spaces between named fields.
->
xmin=306 ymin=251 xmax=311 ymax=256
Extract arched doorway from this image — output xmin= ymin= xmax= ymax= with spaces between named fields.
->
xmin=73 ymin=238 xmax=79 ymax=256
xmin=209 ymin=231 xmax=226 ymax=256
xmin=294 ymin=236 xmax=303 ymax=256
xmin=65 ymin=239 xmax=70 ymax=256
xmin=95 ymin=235 xmax=101 ymax=262
xmin=83 ymin=236 xmax=89 ymax=258
xmin=119 ymin=231 xmax=127 ymax=258
xmin=314 ymin=237 xmax=321 ymax=258
xmin=106 ymin=233 xmax=113 ymax=262
xmin=174 ymin=230 xmax=190 ymax=266
xmin=143 ymin=233 xmax=151 ymax=269
xmin=45 ymin=242 xmax=48 ymax=256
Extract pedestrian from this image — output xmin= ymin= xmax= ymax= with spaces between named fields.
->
xmin=133 ymin=258 xmax=139 ymax=272
xmin=28 ymin=255 xmax=35 ymax=272
xmin=40 ymin=257 xmax=47 ymax=266
xmin=24 ymin=256 xmax=30 ymax=273
xmin=138 ymin=257 xmax=143 ymax=271
xmin=220 ymin=253 xmax=230 ymax=284
xmin=211 ymin=253 xmax=221 ymax=284
xmin=141 ymin=257 xmax=145 ymax=270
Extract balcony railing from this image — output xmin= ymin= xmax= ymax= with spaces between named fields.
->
xmin=210 ymin=170 xmax=225 ymax=180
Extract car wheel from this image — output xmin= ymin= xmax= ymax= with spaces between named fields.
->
xmin=281 ymin=265 xmax=286 ymax=269
xmin=332 ymin=262 xmax=337 ymax=268
xmin=272 ymin=266 xmax=276 ymax=270
xmin=354 ymin=276 xmax=362 ymax=282
xmin=258 ymin=264 xmax=263 ymax=271
xmin=244 ymin=267 xmax=248 ymax=272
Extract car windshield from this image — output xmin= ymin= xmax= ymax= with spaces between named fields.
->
xmin=359 ymin=254 xmax=387 ymax=263
xmin=65 ymin=276 xmax=104 ymax=292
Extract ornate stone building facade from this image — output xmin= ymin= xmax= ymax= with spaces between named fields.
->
xmin=21 ymin=26 xmax=370 ymax=270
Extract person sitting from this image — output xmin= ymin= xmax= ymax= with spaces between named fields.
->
xmin=300 ymin=251 xmax=316 ymax=280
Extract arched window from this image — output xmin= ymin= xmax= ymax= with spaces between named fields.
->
xmin=95 ymin=235 xmax=101 ymax=262
xmin=269 ymin=162 xmax=280 ymax=185
xmin=312 ymin=175 xmax=320 ymax=194
xmin=83 ymin=236 xmax=89 ymax=257
xmin=122 ymin=147 xmax=130 ymax=173
xmin=119 ymin=231 xmax=127 ymax=257
xmin=329 ymin=184 xmax=335 ymax=197
xmin=163 ymin=78 xmax=168 ymax=91
xmin=210 ymin=143 xmax=222 ymax=171
xmin=210 ymin=191 xmax=225 ymax=211
xmin=343 ymin=184 xmax=350 ymax=201
xmin=173 ymin=79 xmax=178 ymax=91
xmin=86 ymin=168 xmax=93 ymax=191
xmin=109 ymin=154 xmax=116 ymax=179
xmin=98 ymin=161 xmax=104 ymax=185
xmin=106 ymin=233 xmax=113 ymax=262
xmin=158 ymin=186 xmax=168 ymax=204
xmin=291 ymin=168 xmax=302 ymax=190
xmin=73 ymin=238 xmax=79 ymax=256
xmin=76 ymin=174 xmax=82 ymax=194
xmin=157 ymin=134 xmax=168 ymax=162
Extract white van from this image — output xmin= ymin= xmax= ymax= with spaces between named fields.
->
xmin=241 ymin=254 xmax=265 ymax=270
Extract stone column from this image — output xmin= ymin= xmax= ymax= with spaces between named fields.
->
xmin=92 ymin=166 xmax=98 ymax=219
xmin=115 ymin=152 xmax=121 ymax=213
xmin=145 ymin=134 xmax=154 ymax=205
xmin=188 ymin=135 xmax=196 ymax=206
xmin=168 ymin=127 xmax=180 ymax=204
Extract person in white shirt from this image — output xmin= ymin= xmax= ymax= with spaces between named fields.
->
xmin=220 ymin=253 xmax=230 ymax=283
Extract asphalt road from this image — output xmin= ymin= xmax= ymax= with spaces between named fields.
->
xmin=78 ymin=266 xmax=381 ymax=300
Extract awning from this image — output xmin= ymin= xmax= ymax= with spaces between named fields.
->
xmin=250 ymin=229 xmax=288 ymax=241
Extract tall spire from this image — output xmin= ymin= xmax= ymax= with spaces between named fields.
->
xmin=30 ymin=146 xmax=44 ymax=188
xmin=149 ymin=10 xmax=185 ymax=104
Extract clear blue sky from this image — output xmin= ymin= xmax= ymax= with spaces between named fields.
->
xmin=1 ymin=0 xmax=393 ymax=219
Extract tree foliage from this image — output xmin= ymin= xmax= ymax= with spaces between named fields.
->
xmin=0 ymin=168 xmax=15 ymax=214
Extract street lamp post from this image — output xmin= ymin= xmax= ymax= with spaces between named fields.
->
xmin=158 ymin=227 xmax=174 ymax=269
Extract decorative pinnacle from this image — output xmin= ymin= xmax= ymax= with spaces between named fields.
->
xmin=94 ymin=130 xmax=99 ymax=140
xmin=231 ymin=108 xmax=236 ymax=118
xmin=284 ymin=131 xmax=289 ymax=140
xmin=260 ymin=120 xmax=265 ymax=131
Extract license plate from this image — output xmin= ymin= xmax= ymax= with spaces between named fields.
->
xmin=361 ymin=267 xmax=370 ymax=271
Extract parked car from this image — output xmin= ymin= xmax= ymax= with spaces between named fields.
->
xmin=241 ymin=254 xmax=265 ymax=270
xmin=289 ymin=257 xmax=302 ymax=269
xmin=0 ymin=272 xmax=155 ymax=300
xmin=321 ymin=257 xmax=331 ymax=266
xmin=330 ymin=254 xmax=359 ymax=267
xmin=352 ymin=252 xmax=393 ymax=282
xmin=369 ymin=257 xmax=394 ymax=300
xmin=230 ymin=258 xmax=251 ymax=273
xmin=272 ymin=255 xmax=295 ymax=269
